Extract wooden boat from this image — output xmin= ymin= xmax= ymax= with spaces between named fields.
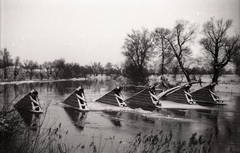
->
xmin=125 ymin=85 xmax=161 ymax=111
xmin=191 ymin=83 xmax=225 ymax=105
xmin=14 ymin=89 xmax=44 ymax=114
xmin=62 ymin=86 xmax=89 ymax=111
xmin=95 ymin=86 xmax=127 ymax=107
xmin=158 ymin=83 xmax=196 ymax=105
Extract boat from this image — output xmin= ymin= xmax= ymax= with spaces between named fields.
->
xmin=157 ymin=83 xmax=196 ymax=105
xmin=61 ymin=86 xmax=89 ymax=111
xmin=14 ymin=89 xmax=44 ymax=114
xmin=125 ymin=84 xmax=161 ymax=111
xmin=191 ymin=83 xmax=225 ymax=105
xmin=95 ymin=86 xmax=127 ymax=107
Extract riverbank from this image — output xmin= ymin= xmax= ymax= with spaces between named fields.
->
xmin=1 ymin=75 xmax=240 ymax=93
xmin=150 ymin=74 xmax=240 ymax=93
xmin=0 ymin=78 xmax=88 ymax=85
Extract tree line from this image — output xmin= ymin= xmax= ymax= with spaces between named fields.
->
xmin=0 ymin=18 xmax=239 ymax=84
xmin=0 ymin=50 xmax=121 ymax=81
xmin=122 ymin=18 xmax=240 ymax=84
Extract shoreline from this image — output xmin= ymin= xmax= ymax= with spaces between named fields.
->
xmin=1 ymin=77 xmax=240 ymax=93
xmin=0 ymin=78 xmax=88 ymax=85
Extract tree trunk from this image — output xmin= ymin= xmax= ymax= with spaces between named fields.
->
xmin=212 ymin=68 xmax=219 ymax=84
xmin=178 ymin=60 xmax=191 ymax=83
xmin=161 ymin=49 xmax=164 ymax=76
xmin=138 ymin=66 xmax=144 ymax=82
xmin=182 ymin=68 xmax=191 ymax=83
xmin=4 ymin=68 xmax=7 ymax=79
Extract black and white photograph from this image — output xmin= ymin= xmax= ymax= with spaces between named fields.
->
xmin=0 ymin=0 xmax=239 ymax=152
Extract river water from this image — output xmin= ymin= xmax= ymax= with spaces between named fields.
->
xmin=0 ymin=79 xmax=240 ymax=152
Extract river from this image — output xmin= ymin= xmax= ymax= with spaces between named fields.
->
xmin=0 ymin=79 xmax=239 ymax=152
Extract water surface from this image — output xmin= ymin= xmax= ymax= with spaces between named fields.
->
xmin=0 ymin=80 xmax=239 ymax=152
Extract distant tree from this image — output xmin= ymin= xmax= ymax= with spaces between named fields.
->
xmin=22 ymin=60 xmax=38 ymax=80
xmin=122 ymin=60 xmax=148 ymax=83
xmin=164 ymin=20 xmax=198 ymax=83
xmin=1 ymin=48 xmax=13 ymax=79
xmin=38 ymin=65 xmax=44 ymax=80
xmin=153 ymin=28 xmax=175 ymax=76
xmin=13 ymin=56 xmax=21 ymax=80
xmin=105 ymin=62 xmax=114 ymax=77
xmin=200 ymin=18 xmax=240 ymax=84
xmin=113 ymin=64 xmax=122 ymax=76
xmin=42 ymin=61 xmax=53 ymax=79
xmin=78 ymin=65 xmax=89 ymax=78
xmin=62 ymin=63 xmax=73 ymax=79
xmin=122 ymin=28 xmax=155 ymax=83
xmin=84 ymin=65 xmax=93 ymax=76
xmin=52 ymin=58 xmax=65 ymax=79
xmin=71 ymin=63 xmax=82 ymax=77
xmin=91 ymin=62 xmax=103 ymax=76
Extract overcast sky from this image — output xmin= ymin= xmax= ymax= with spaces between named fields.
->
xmin=1 ymin=0 xmax=239 ymax=66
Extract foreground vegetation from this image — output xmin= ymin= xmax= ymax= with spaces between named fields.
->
xmin=0 ymin=116 xmax=235 ymax=153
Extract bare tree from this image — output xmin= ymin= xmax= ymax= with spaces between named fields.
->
xmin=164 ymin=20 xmax=198 ymax=83
xmin=13 ymin=56 xmax=21 ymax=80
xmin=105 ymin=62 xmax=113 ymax=77
xmin=42 ymin=61 xmax=53 ymax=79
xmin=200 ymin=18 xmax=240 ymax=84
xmin=1 ymin=48 xmax=13 ymax=79
xmin=122 ymin=28 xmax=155 ymax=82
xmin=153 ymin=28 xmax=174 ymax=76
xmin=52 ymin=58 xmax=65 ymax=79
xmin=91 ymin=62 xmax=103 ymax=76
xmin=22 ymin=60 xmax=38 ymax=80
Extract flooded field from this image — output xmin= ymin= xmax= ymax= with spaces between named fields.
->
xmin=0 ymin=79 xmax=240 ymax=152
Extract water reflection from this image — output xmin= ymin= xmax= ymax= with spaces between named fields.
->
xmin=126 ymin=112 xmax=155 ymax=125
xmin=102 ymin=111 xmax=122 ymax=127
xmin=16 ymin=108 xmax=41 ymax=131
xmin=63 ymin=107 xmax=87 ymax=131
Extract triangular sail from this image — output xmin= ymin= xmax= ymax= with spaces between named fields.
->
xmin=62 ymin=86 xmax=89 ymax=111
xmin=191 ymin=83 xmax=222 ymax=104
xmin=125 ymin=85 xmax=161 ymax=110
xmin=14 ymin=89 xmax=43 ymax=113
xmin=158 ymin=83 xmax=196 ymax=104
xmin=95 ymin=86 xmax=127 ymax=107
